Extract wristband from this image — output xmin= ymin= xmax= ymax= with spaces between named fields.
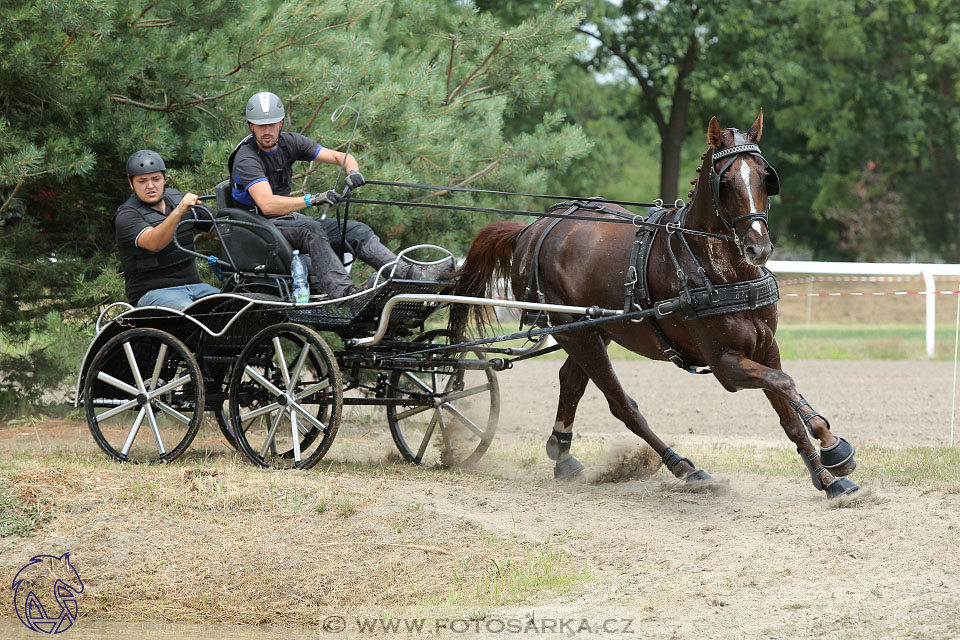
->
xmin=304 ymin=193 xmax=312 ymax=207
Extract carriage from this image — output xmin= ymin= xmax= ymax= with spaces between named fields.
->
xmin=72 ymin=204 xmax=508 ymax=470
xmin=74 ymin=112 xmax=861 ymax=498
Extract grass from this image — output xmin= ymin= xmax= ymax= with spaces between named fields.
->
xmin=0 ymin=476 xmax=50 ymax=537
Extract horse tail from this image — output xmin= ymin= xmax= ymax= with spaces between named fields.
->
xmin=449 ymin=220 xmax=525 ymax=341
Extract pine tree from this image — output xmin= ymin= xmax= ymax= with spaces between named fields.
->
xmin=0 ymin=0 xmax=588 ymax=407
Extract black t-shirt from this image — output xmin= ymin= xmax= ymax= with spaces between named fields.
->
xmin=231 ymin=131 xmax=320 ymax=207
xmin=114 ymin=189 xmax=202 ymax=304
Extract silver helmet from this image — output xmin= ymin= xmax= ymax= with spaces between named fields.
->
xmin=245 ymin=91 xmax=285 ymax=125
xmin=126 ymin=150 xmax=166 ymax=177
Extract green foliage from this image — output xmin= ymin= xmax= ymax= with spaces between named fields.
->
xmin=0 ymin=0 xmax=589 ymax=411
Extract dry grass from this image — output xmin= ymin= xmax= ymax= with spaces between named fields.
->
xmin=0 ymin=454 xmax=587 ymax=626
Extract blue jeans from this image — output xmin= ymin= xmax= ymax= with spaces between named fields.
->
xmin=137 ymin=283 xmax=220 ymax=310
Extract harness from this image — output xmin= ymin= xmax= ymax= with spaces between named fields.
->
xmin=520 ymin=189 xmax=779 ymax=372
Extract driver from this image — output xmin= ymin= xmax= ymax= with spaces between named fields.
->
xmin=114 ymin=150 xmax=219 ymax=309
xmin=230 ymin=91 xmax=435 ymax=298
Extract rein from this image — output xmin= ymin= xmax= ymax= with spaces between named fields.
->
xmin=345 ymin=191 xmax=737 ymax=241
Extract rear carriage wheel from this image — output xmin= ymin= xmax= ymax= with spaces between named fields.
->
xmin=228 ymin=323 xmax=342 ymax=469
xmin=386 ymin=329 xmax=499 ymax=468
xmin=84 ymin=328 xmax=203 ymax=463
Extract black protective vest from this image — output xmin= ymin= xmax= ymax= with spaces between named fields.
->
xmin=113 ymin=190 xmax=195 ymax=274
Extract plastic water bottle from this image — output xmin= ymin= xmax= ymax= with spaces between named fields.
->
xmin=290 ymin=250 xmax=310 ymax=302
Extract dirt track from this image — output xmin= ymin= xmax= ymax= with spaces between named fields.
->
xmin=2 ymin=359 xmax=959 ymax=639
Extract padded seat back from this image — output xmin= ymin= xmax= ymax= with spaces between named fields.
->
xmin=215 ymin=208 xmax=309 ymax=276
xmin=214 ymin=179 xmax=235 ymax=211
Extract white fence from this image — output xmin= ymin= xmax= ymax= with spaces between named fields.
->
xmin=767 ymin=260 xmax=960 ymax=358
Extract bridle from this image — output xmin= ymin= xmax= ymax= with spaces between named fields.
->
xmin=707 ymin=130 xmax=780 ymax=245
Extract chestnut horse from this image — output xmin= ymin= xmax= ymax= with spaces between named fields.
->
xmin=450 ymin=112 xmax=859 ymax=499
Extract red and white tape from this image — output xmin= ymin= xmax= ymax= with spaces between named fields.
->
xmin=779 ymin=275 xmax=960 ymax=286
xmin=782 ymin=290 xmax=960 ymax=298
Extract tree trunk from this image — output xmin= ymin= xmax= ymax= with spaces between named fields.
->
xmin=659 ymin=85 xmax=692 ymax=203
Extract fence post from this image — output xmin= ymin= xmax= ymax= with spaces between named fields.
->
xmin=923 ymin=270 xmax=935 ymax=358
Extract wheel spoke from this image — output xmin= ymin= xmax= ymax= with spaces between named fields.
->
xmin=123 ymin=342 xmax=147 ymax=393
xmin=291 ymin=401 xmax=327 ymax=432
xmin=290 ymin=410 xmax=301 ymax=463
xmin=148 ymin=374 xmax=192 ymax=399
xmin=258 ymin=407 xmax=286 ymax=458
xmin=153 ymin=400 xmax=192 ymax=426
xmin=96 ymin=371 xmax=139 ymax=397
xmin=294 ymin=378 xmax=330 ymax=402
xmin=239 ymin=401 xmax=281 ymax=423
xmin=244 ymin=365 xmax=284 ymax=397
xmin=394 ymin=403 xmax=432 ymax=421
xmin=149 ymin=344 xmax=168 ymax=391
xmin=440 ymin=402 xmax=485 ymax=438
xmin=119 ymin=407 xmax=147 ymax=456
xmin=288 ymin=343 xmax=312 ymax=389
xmin=272 ymin=337 xmax=291 ymax=387
xmin=144 ymin=404 xmax=166 ymax=455
xmin=414 ymin=409 xmax=441 ymax=461
xmin=399 ymin=371 xmax=435 ymax=394
xmin=93 ymin=396 xmax=140 ymax=422
xmin=439 ymin=382 xmax=493 ymax=404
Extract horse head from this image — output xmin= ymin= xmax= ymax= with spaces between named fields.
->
xmin=12 ymin=553 xmax=84 ymax=633
xmin=699 ymin=110 xmax=777 ymax=266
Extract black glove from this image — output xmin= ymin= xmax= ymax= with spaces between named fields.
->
xmin=345 ymin=170 xmax=366 ymax=189
xmin=317 ymin=190 xmax=341 ymax=206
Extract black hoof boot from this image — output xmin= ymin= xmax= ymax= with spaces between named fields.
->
xmin=797 ymin=447 xmax=825 ymax=491
xmin=820 ymin=437 xmax=857 ymax=476
xmin=545 ymin=429 xmax=572 ymax=461
xmin=825 ymin=477 xmax=860 ymax=499
xmin=554 ymin=455 xmax=584 ymax=479
xmin=685 ymin=469 xmax=713 ymax=482
xmin=662 ymin=447 xmax=708 ymax=480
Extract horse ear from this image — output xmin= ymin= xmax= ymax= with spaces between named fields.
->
xmin=707 ymin=117 xmax=722 ymax=148
xmin=747 ymin=109 xmax=764 ymax=143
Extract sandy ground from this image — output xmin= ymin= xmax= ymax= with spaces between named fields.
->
xmin=2 ymin=359 xmax=959 ymax=639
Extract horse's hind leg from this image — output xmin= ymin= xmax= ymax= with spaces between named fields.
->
xmin=545 ymin=356 xmax=591 ymax=479
xmin=552 ymin=328 xmax=709 ymax=482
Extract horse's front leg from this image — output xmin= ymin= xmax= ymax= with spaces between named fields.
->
xmin=711 ymin=348 xmax=859 ymax=498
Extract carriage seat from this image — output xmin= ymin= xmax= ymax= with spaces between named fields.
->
xmin=214 ymin=207 xmax=312 ymax=276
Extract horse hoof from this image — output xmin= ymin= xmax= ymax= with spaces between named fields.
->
xmin=685 ymin=469 xmax=713 ymax=482
xmin=554 ymin=455 xmax=584 ymax=479
xmin=825 ymin=477 xmax=860 ymax=499
xmin=821 ymin=437 xmax=857 ymax=476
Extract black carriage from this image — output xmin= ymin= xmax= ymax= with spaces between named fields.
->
xmin=72 ymin=205 xmax=501 ymax=470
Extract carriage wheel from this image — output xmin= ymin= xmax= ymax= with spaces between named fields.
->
xmin=84 ymin=328 xmax=203 ymax=463
xmin=202 ymin=362 xmax=240 ymax=450
xmin=214 ymin=403 xmax=240 ymax=450
xmin=228 ymin=323 xmax=342 ymax=469
xmin=386 ymin=329 xmax=499 ymax=468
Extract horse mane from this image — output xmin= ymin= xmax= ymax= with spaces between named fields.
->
xmin=686 ymin=148 xmax=714 ymax=202
xmin=449 ymin=220 xmax=525 ymax=341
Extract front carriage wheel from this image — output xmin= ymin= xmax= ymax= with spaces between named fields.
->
xmin=84 ymin=328 xmax=203 ymax=463
xmin=228 ymin=323 xmax=342 ymax=469
xmin=386 ymin=330 xmax=499 ymax=468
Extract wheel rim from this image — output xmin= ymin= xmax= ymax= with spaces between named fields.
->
xmin=229 ymin=324 xmax=342 ymax=469
xmin=387 ymin=330 xmax=499 ymax=468
xmin=84 ymin=328 xmax=203 ymax=463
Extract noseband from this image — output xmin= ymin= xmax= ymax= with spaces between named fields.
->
xmin=707 ymin=133 xmax=780 ymax=243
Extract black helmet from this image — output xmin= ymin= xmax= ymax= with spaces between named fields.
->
xmin=245 ymin=91 xmax=285 ymax=125
xmin=126 ymin=150 xmax=166 ymax=177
